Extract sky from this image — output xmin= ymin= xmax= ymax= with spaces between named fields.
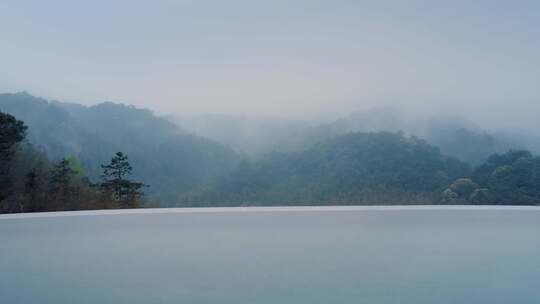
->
xmin=1 ymin=0 xmax=539 ymax=128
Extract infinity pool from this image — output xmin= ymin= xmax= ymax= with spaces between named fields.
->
xmin=1 ymin=206 xmax=539 ymax=303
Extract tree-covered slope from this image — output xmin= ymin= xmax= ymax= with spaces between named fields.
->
xmin=194 ymin=132 xmax=471 ymax=206
xmin=444 ymin=150 xmax=540 ymax=205
xmin=3 ymin=92 xmax=536 ymax=208
xmin=0 ymin=92 xmax=241 ymax=204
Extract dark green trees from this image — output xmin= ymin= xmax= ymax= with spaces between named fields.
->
xmin=444 ymin=150 xmax=540 ymax=205
xmin=24 ymin=168 xmax=45 ymax=212
xmin=442 ymin=178 xmax=477 ymax=203
xmin=196 ymin=132 xmax=471 ymax=205
xmin=475 ymin=150 xmax=540 ymax=204
xmin=101 ymin=152 xmax=146 ymax=208
xmin=0 ymin=112 xmax=27 ymax=202
xmin=0 ymin=111 xmax=149 ymax=213
xmin=49 ymin=158 xmax=77 ymax=210
xmin=0 ymin=111 xmax=27 ymax=158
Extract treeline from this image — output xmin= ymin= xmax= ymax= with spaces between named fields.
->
xmin=187 ymin=132 xmax=540 ymax=206
xmin=0 ymin=112 xmax=148 ymax=213
xmin=443 ymin=150 xmax=540 ymax=205
xmin=0 ymin=92 xmax=240 ymax=204
xmin=186 ymin=132 xmax=470 ymax=206
xmin=3 ymin=92 xmax=540 ymax=210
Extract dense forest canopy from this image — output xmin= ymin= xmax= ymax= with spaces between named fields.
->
xmin=190 ymin=132 xmax=471 ymax=206
xmin=1 ymin=92 xmax=540 ymax=212
xmin=447 ymin=150 xmax=540 ymax=205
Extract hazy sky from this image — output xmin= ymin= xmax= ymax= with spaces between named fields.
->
xmin=1 ymin=0 xmax=539 ymax=127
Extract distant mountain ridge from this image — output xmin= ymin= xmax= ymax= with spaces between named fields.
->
xmin=174 ymin=107 xmax=531 ymax=164
xmin=2 ymin=91 xmax=538 ymax=207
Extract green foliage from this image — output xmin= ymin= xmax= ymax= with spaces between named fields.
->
xmin=448 ymin=178 xmax=476 ymax=196
xmin=442 ymin=178 xmax=477 ymax=204
xmin=0 ymin=93 xmax=240 ymax=204
xmin=3 ymin=93 xmax=540 ymax=210
xmin=100 ymin=152 xmax=146 ymax=208
xmin=0 ymin=112 xmax=151 ymax=212
xmin=444 ymin=150 xmax=540 ymax=205
xmin=0 ymin=111 xmax=27 ymax=202
xmin=101 ymin=152 xmax=132 ymax=181
xmin=65 ymin=155 xmax=86 ymax=178
xmin=442 ymin=188 xmax=459 ymax=203
xmin=0 ymin=111 xmax=27 ymax=158
xmin=49 ymin=158 xmax=77 ymax=209
xmin=50 ymin=158 xmax=75 ymax=190
xmin=469 ymin=188 xmax=490 ymax=204
xmin=193 ymin=132 xmax=471 ymax=206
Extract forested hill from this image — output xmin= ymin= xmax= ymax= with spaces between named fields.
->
xmin=2 ymin=92 xmax=539 ymax=209
xmin=0 ymin=92 xmax=240 ymax=203
xmin=191 ymin=132 xmax=471 ymax=206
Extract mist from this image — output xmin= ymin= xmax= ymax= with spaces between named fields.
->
xmin=1 ymin=0 xmax=539 ymax=130
xmin=4 ymin=3 xmax=540 ymax=303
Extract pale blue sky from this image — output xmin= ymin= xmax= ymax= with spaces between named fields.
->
xmin=1 ymin=0 xmax=539 ymax=127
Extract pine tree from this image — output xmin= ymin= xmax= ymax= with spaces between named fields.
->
xmin=25 ymin=169 xmax=39 ymax=211
xmin=49 ymin=158 xmax=76 ymax=210
xmin=101 ymin=152 xmax=145 ymax=208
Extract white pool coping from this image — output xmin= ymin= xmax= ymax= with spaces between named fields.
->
xmin=1 ymin=205 xmax=540 ymax=219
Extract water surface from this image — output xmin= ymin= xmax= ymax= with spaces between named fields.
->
xmin=1 ymin=206 xmax=539 ymax=303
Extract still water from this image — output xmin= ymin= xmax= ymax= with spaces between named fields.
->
xmin=1 ymin=206 xmax=540 ymax=303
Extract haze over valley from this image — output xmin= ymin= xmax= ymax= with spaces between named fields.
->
xmin=2 ymin=91 xmax=540 ymax=211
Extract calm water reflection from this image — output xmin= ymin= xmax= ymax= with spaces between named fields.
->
xmin=1 ymin=206 xmax=540 ymax=303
